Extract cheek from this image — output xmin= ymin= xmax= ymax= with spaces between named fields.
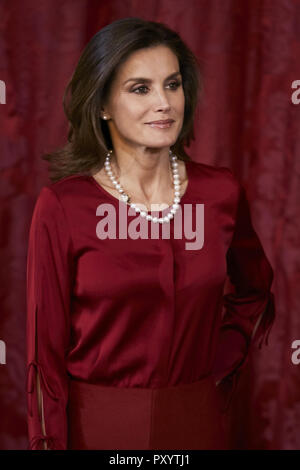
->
xmin=172 ymin=91 xmax=185 ymax=113
xmin=115 ymin=98 xmax=146 ymax=122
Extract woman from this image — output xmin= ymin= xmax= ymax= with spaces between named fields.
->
xmin=26 ymin=17 xmax=275 ymax=450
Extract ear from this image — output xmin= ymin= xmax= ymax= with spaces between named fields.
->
xmin=100 ymin=108 xmax=110 ymax=120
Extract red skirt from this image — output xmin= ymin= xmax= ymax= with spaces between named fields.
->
xmin=67 ymin=375 xmax=229 ymax=450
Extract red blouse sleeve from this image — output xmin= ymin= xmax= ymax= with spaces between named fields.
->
xmin=212 ymin=171 xmax=275 ymax=412
xmin=26 ymin=187 xmax=74 ymax=450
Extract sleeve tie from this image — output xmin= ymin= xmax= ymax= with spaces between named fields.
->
xmin=27 ymin=434 xmax=65 ymax=450
xmin=255 ymin=291 xmax=276 ymax=350
xmin=26 ymin=360 xmax=59 ymax=418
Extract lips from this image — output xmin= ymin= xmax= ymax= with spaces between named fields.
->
xmin=146 ymin=119 xmax=175 ymax=129
xmin=146 ymin=119 xmax=174 ymax=124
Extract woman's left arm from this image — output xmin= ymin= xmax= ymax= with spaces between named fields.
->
xmin=212 ymin=172 xmax=275 ymax=410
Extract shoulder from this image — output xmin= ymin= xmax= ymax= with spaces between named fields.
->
xmin=188 ymin=159 xmax=238 ymax=182
xmin=47 ymin=174 xmax=92 ymax=199
xmin=187 ymin=159 xmax=241 ymax=200
xmin=36 ymin=174 xmax=91 ymax=204
xmin=33 ymin=174 xmax=91 ymax=220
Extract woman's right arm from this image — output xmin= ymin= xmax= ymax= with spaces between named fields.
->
xmin=36 ymin=372 xmax=47 ymax=450
xmin=26 ymin=186 xmax=74 ymax=450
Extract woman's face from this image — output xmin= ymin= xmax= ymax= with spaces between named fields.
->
xmin=102 ymin=45 xmax=185 ymax=153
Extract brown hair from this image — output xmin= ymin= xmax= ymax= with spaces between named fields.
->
xmin=43 ymin=17 xmax=203 ymax=183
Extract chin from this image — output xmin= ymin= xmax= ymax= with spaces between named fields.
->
xmin=142 ymin=136 xmax=179 ymax=149
xmin=144 ymin=142 xmax=176 ymax=151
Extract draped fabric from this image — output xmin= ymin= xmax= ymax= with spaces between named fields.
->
xmin=0 ymin=0 xmax=299 ymax=450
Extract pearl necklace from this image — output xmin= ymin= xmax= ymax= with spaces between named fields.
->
xmin=104 ymin=149 xmax=181 ymax=224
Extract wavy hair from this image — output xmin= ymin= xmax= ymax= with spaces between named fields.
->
xmin=42 ymin=17 xmax=203 ymax=182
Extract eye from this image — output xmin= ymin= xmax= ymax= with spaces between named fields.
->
xmin=131 ymin=80 xmax=182 ymax=95
xmin=132 ymin=85 xmax=149 ymax=95
xmin=167 ymin=80 xmax=182 ymax=90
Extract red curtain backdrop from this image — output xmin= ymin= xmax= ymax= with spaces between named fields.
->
xmin=0 ymin=0 xmax=299 ymax=450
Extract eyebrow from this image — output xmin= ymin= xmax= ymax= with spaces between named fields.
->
xmin=123 ymin=71 xmax=181 ymax=86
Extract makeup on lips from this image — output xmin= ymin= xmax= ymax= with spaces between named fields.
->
xmin=145 ymin=119 xmax=175 ymax=129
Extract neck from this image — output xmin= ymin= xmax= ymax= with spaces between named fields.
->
xmin=109 ymin=148 xmax=173 ymax=202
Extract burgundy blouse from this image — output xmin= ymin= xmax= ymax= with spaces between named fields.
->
xmin=26 ymin=159 xmax=275 ymax=450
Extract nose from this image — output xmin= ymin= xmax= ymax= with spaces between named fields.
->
xmin=153 ymin=88 xmax=171 ymax=112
